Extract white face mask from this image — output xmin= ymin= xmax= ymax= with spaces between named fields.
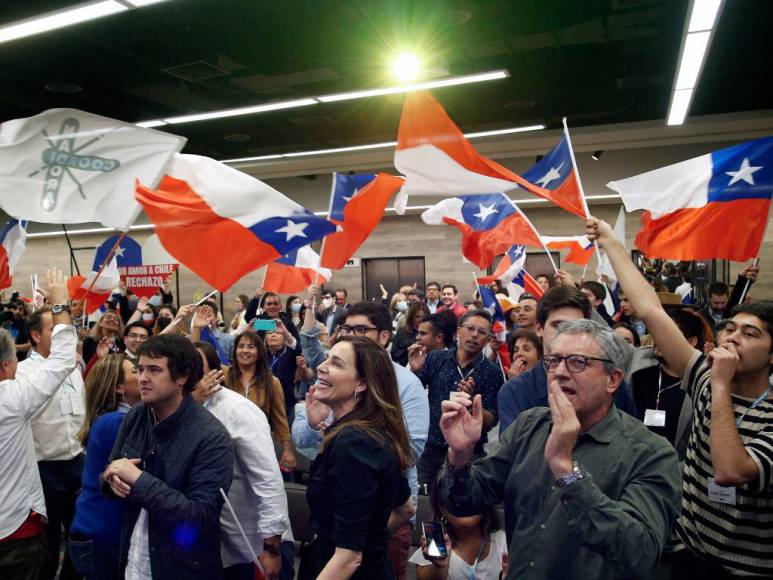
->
xmin=321 ymin=298 xmax=333 ymax=309
xmin=141 ymin=312 xmax=154 ymax=322
xmin=148 ymin=295 xmax=162 ymax=307
xmin=291 ymin=302 xmax=302 ymax=313
xmin=396 ymin=300 xmax=408 ymax=312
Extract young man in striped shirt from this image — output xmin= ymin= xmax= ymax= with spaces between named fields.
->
xmin=589 ymin=217 xmax=773 ymax=578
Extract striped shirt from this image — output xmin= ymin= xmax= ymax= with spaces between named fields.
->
xmin=676 ymin=351 xmax=773 ymax=577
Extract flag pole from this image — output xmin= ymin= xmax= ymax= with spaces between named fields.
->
xmin=562 ymin=117 xmax=602 ymax=257
xmin=472 ymin=272 xmax=507 ymax=380
xmin=219 ymin=489 xmax=264 ymax=575
xmin=738 ymin=257 xmax=759 ymax=304
xmin=61 ymin=225 xmax=81 ymax=276
xmin=315 ymin=173 xmax=339 ymax=288
xmin=505 ymin=198 xmax=559 ymax=274
xmin=83 ymin=232 xmax=126 ymax=297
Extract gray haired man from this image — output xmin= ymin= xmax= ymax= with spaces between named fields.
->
xmin=437 ymin=319 xmax=681 ymax=580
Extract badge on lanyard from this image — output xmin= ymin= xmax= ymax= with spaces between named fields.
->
xmin=708 ymin=477 xmax=736 ymax=505
xmin=644 ymin=409 xmax=666 ymax=427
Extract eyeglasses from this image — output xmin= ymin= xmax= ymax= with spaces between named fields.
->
xmin=542 ymin=354 xmax=613 ymax=373
xmin=338 ymin=324 xmax=379 ymax=336
xmin=459 ymin=325 xmax=490 ymax=337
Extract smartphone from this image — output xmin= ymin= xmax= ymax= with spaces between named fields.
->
xmin=252 ymin=319 xmax=277 ymax=332
xmin=422 ymin=521 xmax=447 ymax=559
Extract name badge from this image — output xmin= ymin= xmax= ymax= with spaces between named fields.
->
xmin=644 ymin=409 xmax=666 ymax=427
xmin=59 ymin=397 xmax=73 ymax=416
xmin=708 ymin=477 xmax=736 ymax=505
xmin=70 ymin=392 xmax=85 ymax=415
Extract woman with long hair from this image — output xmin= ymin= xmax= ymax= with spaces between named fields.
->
xmin=82 ymin=310 xmax=124 ymax=363
xmin=300 ymin=336 xmax=415 ymax=580
xmin=410 ymin=484 xmax=507 ymax=579
xmin=70 ymin=354 xmax=139 ymax=579
xmin=391 ymin=302 xmax=430 ymax=366
xmin=225 ymin=330 xmax=297 ymax=473
xmin=229 ymin=294 xmax=250 ymax=335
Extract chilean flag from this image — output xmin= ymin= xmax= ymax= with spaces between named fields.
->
xmin=393 ymin=91 xmax=554 ymax=211
xmin=67 ymin=255 xmax=121 ymax=314
xmin=519 ymin=135 xmax=586 ymax=218
xmin=329 ymin=173 xmax=376 ymax=222
xmin=421 ymin=193 xmax=542 ymax=268
xmin=540 ymin=235 xmax=594 ymax=265
xmin=320 ymin=173 xmax=404 ymax=269
xmin=0 ymin=219 xmax=27 ymax=290
xmin=477 ymin=245 xmax=544 ymax=300
xmin=478 ymin=286 xmax=507 ymax=342
xmin=608 ymin=136 xmax=773 ymax=261
xmin=264 ymin=246 xmax=331 ymax=294
xmin=136 ymin=154 xmax=336 ymax=291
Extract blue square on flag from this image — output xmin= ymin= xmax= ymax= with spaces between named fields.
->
xmin=330 ymin=173 xmax=376 ymax=222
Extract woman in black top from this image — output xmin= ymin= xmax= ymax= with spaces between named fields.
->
xmin=391 ymin=302 xmax=430 ymax=366
xmin=301 ymin=336 xmax=415 ymax=580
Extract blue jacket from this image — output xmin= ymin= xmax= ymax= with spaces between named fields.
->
xmin=106 ymin=395 xmax=234 ymax=579
xmin=71 ymin=410 xmax=127 ymax=546
xmin=498 ymin=362 xmax=639 ymax=434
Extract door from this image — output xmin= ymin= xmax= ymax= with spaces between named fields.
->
xmin=363 ymin=257 xmax=426 ymax=302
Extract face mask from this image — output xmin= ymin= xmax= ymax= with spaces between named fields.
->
xmin=396 ymin=300 xmax=408 ymax=312
xmin=157 ymin=317 xmax=172 ymax=330
xmin=291 ymin=302 xmax=302 ymax=313
xmin=321 ymin=298 xmax=333 ymax=309
xmin=141 ymin=312 xmax=154 ymax=322
xmin=148 ymin=295 xmax=162 ymax=307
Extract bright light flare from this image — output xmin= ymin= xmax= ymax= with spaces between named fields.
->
xmin=392 ymin=53 xmax=421 ymax=83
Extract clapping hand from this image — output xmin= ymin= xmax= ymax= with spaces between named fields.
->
xmin=544 ymin=381 xmax=580 ymax=478
xmin=193 ymin=369 xmax=224 ymax=403
xmin=407 ymin=343 xmax=427 ymax=372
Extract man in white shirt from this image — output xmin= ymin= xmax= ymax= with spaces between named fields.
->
xmin=193 ymin=379 xmax=289 ymax=579
xmin=0 ymin=270 xmax=76 ymax=580
xmin=16 ymin=305 xmax=86 ymax=580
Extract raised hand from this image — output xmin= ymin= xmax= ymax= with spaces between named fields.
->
xmin=46 ymin=268 xmax=69 ymax=306
xmin=544 ymin=381 xmax=580 ymax=477
xmin=306 ymin=385 xmax=332 ymax=429
xmin=96 ymin=336 xmax=113 ymax=359
xmin=585 ymin=217 xmax=616 ymax=249
xmin=440 ymin=392 xmax=483 ymax=459
xmin=192 ymin=305 xmax=212 ymax=329
xmin=407 ymin=343 xmax=427 ymax=372
xmin=193 ymin=369 xmax=224 ymax=403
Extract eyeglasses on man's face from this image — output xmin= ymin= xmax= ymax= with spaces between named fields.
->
xmin=338 ymin=324 xmax=379 ymax=336
xmin=542 ymin=354 xmax=613 ymax=374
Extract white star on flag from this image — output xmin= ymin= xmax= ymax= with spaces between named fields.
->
xmin=114 ymin=246 xmax=126 ymax=258
xmin=726 ymin=158 xmax=763 ymax=186
xmin=474 ymin=203 xmax=499 ymax=222
xmin=342 ymin=196 xmax=352 ymax=202
xmin=535 ymin=161 xmax=565 ymax=188
xmin=275 ymin=220 xmax=309 ymax=241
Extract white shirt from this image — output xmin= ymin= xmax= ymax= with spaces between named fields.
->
xmin=0 ymin=324 xmax=76 ymax=539
xmin=17 ymin=348 xmax=86 ymax=461
xmin=409 ymin=530 xmax=507 ymax=580
xmin=204 ymin=388 xmax=290 ymax=567
xmin=125 ymin=508 xmax=152 ymax=579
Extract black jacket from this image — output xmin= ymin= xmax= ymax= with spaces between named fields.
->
xmin=106 ymin=395 xmax=233 ymax=579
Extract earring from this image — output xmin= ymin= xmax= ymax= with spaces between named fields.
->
xmin=353 ymin=390 xmax=360 ymax=399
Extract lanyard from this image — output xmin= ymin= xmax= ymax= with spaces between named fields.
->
xmin=463 ymin=537 xmax=486 ymax=580
xmin=736 ymin=384 xmax=773 ymax=427
xmin=655 ymin=369 xmax=680 ymax=410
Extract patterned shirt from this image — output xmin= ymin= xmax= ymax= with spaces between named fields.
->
xmin=676 ymin=351 xmax=773 ymax=577
xmin=416 ymin=348 xmax=503 ymax=449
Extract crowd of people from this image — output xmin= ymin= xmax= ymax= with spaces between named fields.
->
xmin=0 ymin=215 xmax=771 ymax=580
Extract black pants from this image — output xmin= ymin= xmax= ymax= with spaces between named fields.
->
xmin=38 ymin=455 xmax=85 ymax=580
xmin=0 ymin=534 xmax=49 ymax=580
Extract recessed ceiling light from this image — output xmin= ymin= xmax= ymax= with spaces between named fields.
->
xmin=221 ymin=122 xmax=544 ymax=163
xmin=44 ymin=82 xmax=83 ymax=94
xmin=317 ymin=70 xmax=509 ymax=103
xmin=0 ymin=0 xmax=128 ymax=45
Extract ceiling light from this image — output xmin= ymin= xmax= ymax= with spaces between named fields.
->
xmin=317 ymin=70 xmax=509 ymax=103
xmin=667 ymin=88 xmax=693 ymax=126
xmin=123 ymin=0 xmax=171 ymax=6
xmin=0 ymin=0 xmax=128 ymax=45
xmin=162 ymin=98 xmax=318 ymax=125
xmin=592 ymin=150 xmax=603 ymax=160
xmin=135 ymin=120 xmax=168 ymax=128
xmin=674 ymin=30 xmax=711 ymax=90
xmin=392 ymin=53 xmax=421 ymax=83
xmin=688 ymin=0 xmax=723 ymax=32
xmin=44 ymin=82 xmax=83 ymax=94
xmin=222 ymin=123 xmax=544 ymax=163
xmin=665 ymin=0 xmax=724 ymax=126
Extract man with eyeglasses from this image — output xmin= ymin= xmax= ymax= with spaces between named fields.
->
xmin=292 ymin=301 xmax=428 ymax=580
xmin=437 ymin=319 xmax=681 ymax=580
xmin=122 ymin=322 xmax=150 ymax=361
xmin=409 ymin=309 xmax=503 ymax=488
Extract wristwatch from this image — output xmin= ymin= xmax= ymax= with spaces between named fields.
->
xmin=555 ymin=462 xmax=586 ymax=488
xmin=51 ymin=304 xmax=71 ymax=315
